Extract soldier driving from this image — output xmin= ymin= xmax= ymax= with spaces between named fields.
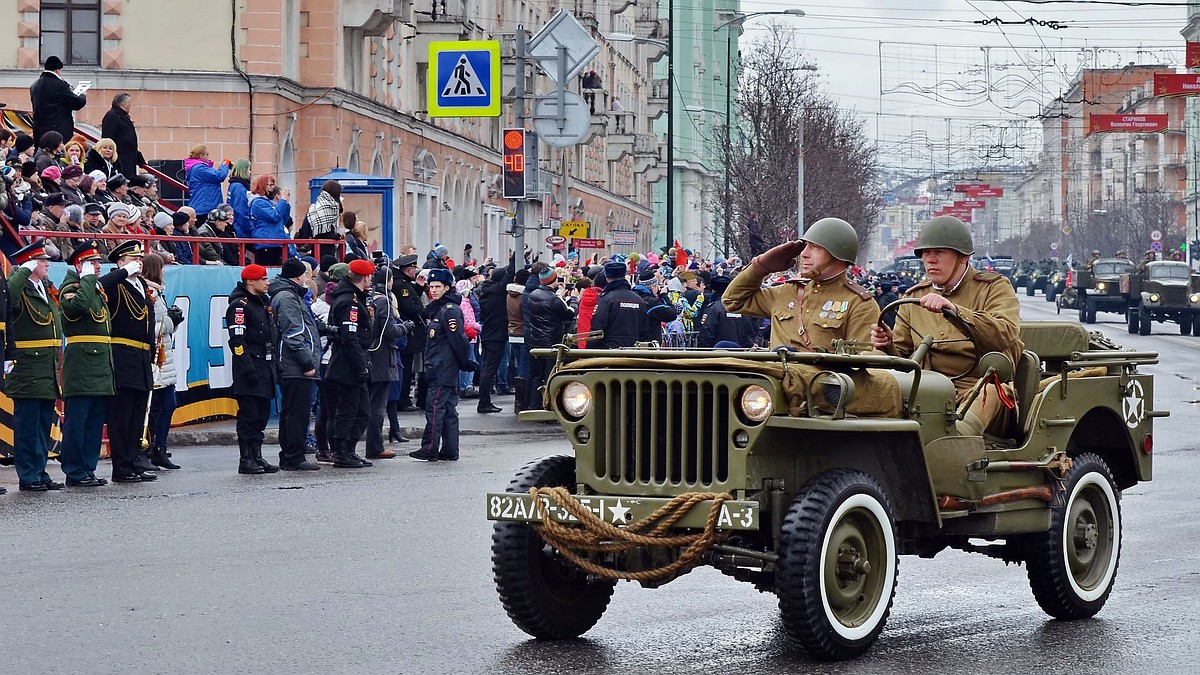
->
xmin=723 ymin=217 xmax=879 ymax=351
xmin=869 ymin=216 xmax=1023 ymax=436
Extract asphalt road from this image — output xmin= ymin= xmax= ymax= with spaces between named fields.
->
xmin=1 ymin=291 xmax=1198 ymax=674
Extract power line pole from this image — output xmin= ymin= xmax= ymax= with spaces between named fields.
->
xmin=512 ymin=27 xmax=527 ymax=265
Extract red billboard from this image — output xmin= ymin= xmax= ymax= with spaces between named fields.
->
xmin=1154 ymin=72 xmax=1200 ymax=97
xmin=1189 ymin=42 xmax=1200 ymax=68
xmin=954 ymin=199 xmax=986 ymax=209
xmin=954 ymin=183 xmax=989 ymax=193
xmin=968 ymin=187 xmax=1004 ymax=198
xmin=1088 ymin=114 xmax=1169 ymax=134
xmin=572 ymin=238 xmax=606 ymax=249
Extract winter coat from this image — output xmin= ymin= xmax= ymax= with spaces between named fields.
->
xmin=228 ymin=178 xmax=251 ymax=238
xmin=575 ymin=285 xmax=601 ymax=348
xmin=268 ymin=276 xmax=321 ymax=380
xmin=506 ymin=283 xmax=525 ymax=341
xmin=102 ymin=268 xmax=154 ymax=392
xmin=152 ymin=289 xmax=179 ymax=389
xmin=344 ymin=232 xmax=369 ymax=261
xmin=633 ymin=285 xmax=679 ymax=343
xmin=476 ymin=266 xmax=511 ymax=343
xmin=459 ymin=292 xmax=480 ymax=344
xmin=30 ymin=70 xmax=86 ymax=143
xmin=248 ymin=194 xmax=295 ymax=256
xmin=58 ymin=269 xmax=115 ymax=398
xmin=184 ymin=157 xmax=228 ymax=216
xmin=100 ymin=105 xmax=146 ymax=179
xmin=225 ymin=281 xmax=276 ymax=398
xmin=6 ymin=265 xmax=61 ymax=400
xmin=325 ymin=278 xmax=373 ymax=386
xmin=423 ymin=290 xmax=473 ymax=387
xmin=523 ymin=284 xmax=576 ymax=348
xmin=697 ymin=293 xmax=758 ymax=348
xmin=83 ymin=148 xmax=117 ymax=178
xmin=195 ymin=223 xmax=225 ymax=264
xmin=392 ymin=273 xmax=427 ymax=354
xmin=367 ymin=286 xmax=406 ymax=383
xmin=422 ymin=250 xmax=447 ymax=270
xmin=587 ymin=279 xmax=644 ymax=349
xmin=306 ymin=189 xmax=341 ymax=236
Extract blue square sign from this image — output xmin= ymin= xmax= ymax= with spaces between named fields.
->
xmin=428 ymin=40 xmax=501 ymax=117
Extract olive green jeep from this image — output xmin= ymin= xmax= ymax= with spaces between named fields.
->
xmin=487 ymin=304 xmax=1162 ymax=660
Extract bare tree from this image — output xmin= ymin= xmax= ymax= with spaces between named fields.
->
xmin=717 ymin=25 xmax=881 ymax=261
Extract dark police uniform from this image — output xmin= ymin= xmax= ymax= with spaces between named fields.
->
xmin=226 ymin=277 xmax=278 ymax=473
xmin=59 ymin=241 xmax=118 ymax=486
xmin=412 ymin=287 xmax=473 ymax=461
xmin=697 ymin=298 xmax=758 ymax=348
xmin=102 ymin=240 xmax=157 ymax=482
xmin=6 ymin=241 xmax=62 ymax=491
xmin=587 ymin=278 xmax=645 ymax=349
xmin=391 ymin=256 xmax=427 ymax=410
xmin=325 ymin=276 xmax=374 ymax=467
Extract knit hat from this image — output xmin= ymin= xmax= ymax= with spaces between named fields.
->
xmin=61 ymin=165 xmax=83 ymax=179
xmin=433 ymin=243 xmax=449 ymax=259
xmin=106 ymin=202 xmax=131 ymax=219
xmin=328 ymin=262 xmax=350 ymax=281
xmin=455 ymin=279 xmax=471 ymax=295
xmin=44 ymin=55 xmax=64 ymax=71
xmin=319 ymin=254 xmax=337 ymax=273
xmin=638 ymin=268 xmax=658 ymax=283
xmin=539 ymin=267 xmax=558 ymax=284
xmin=14 ymin=134 xmax=34 ymax=154
xmin=153 ymin=212 xmax=174 ymax=230
xmin=40 ymin=165 xmax=61 ymax=182
xmin=88 ymin=170 xmax=108 ymax=183
xmin=172 ymin=211 xmax=190 ymax=227
xmin=241 ymin=264 xmax=269 ymax=280
xmin=281 ymin=258 xmax=307 ymax=279
xmin=348 ymin=259 xmax=375 ymax=276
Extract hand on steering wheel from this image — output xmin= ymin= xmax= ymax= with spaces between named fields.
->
xmin=876 ymin=296 xmax=980 ymax=380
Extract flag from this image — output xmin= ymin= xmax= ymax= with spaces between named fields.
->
xmin=673 ymin=239 xmax=687 ymax=269
xmin=986 ymin=254 xmax=995 ymax=271
xmin=1065 ymin=254 xmax=1074 ymax=268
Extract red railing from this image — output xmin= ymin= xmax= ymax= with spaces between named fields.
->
xmin=21 ymin=229 xmax=345 ymax=264
xmin=67 ymin=125 xmax=190 ymax=211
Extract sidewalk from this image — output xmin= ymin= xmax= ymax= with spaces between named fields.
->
xmin=167 ymin=393 xmax=561 ymax=447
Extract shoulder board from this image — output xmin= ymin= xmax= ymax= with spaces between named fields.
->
xmin=236 ymin=297 xmax=248 ymax=305
xmin=842 ymin=279 xmax=872 ymax=300
xmin=973 ymin=271 xmax=1002 ymax=283
xmin=903 ymin=281 xmax=933 ymax=296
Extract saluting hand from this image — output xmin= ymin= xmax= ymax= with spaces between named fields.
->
xmin=122 ymin=260 xmax=142 ymax=277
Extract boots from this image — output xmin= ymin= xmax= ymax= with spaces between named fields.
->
xmin=253 ymin=444 xmax=280 ymax=473
xmin=513 ymin=378 xmax=527 ymax=415
xmin=332 ymin=440 xmax=369 ymax=469
xmin=238 ymin=443 xmax=265 ymax=474
xmin=150 ymin=445 xmax=180 ymax=470
xmin=134 ymin=447 xmax=156 ymax=473
xmin=389 ymin=428 xmax=410 ymax=443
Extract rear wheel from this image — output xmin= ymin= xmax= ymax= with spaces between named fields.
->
xmin=777 ymin=470 xmax=898 ymax=661
xmin=491 ymin=455 xmax=616 ymax=638
xmin=1138 ymin=306 xmax=1151 ymax=336
xmin=1025 ymin=453 xmax=1121 ymax=619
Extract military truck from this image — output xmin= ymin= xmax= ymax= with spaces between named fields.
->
xmin=1013 ymin=260 xmax=1035 ymax=290
xmin=893 ymin=255 xmax=924 ymax=287
xmin=1125 ymin=260 xmax=1200 ymax=335
xmin=1043 ymin=267 xmax=1067 ymax=303
xmin=1026 ymin=260 xmax=1054 ymax=297
xmin=1073 ymin=258 xmax=1135 ymax=324
xmin=488 ymin=309 xmax=1161 ymax=660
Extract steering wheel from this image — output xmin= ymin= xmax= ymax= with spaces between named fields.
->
xmin=878 ymin=297 xmax=981 ymax=381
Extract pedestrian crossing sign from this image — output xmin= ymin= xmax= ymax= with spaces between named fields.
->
xmin=428 ymin=40 xmax=501 ymax=117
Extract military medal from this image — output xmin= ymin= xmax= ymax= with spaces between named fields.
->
xmin=787 ymin=300 xmax=795 ymax=310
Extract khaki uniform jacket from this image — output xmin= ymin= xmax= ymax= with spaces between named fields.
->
xmin=886 ymin=270 xmax=1023 ymax=397
xmin=723 ymin=263 xmax=879 ymax=351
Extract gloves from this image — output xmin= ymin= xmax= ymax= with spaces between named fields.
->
xmin=122 ymin=260 xmax=142 ymax=276
xmin=463 ymin=360 xmax=479 ymax=373
xmin=753 ymin=240 xmax=806 ymax=274
xmin=399 ymin=319 xmax=415 ymax=335
xmin=20 ymin=260 xmax=38 ymax=271
xmin=3 ymin=360 xmax=13 ymax=375
xmin=167 ymin=305 xmax=185 ymax=326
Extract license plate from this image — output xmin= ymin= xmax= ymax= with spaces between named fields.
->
xmin=485 ymin=492 xmax=759 ymax=531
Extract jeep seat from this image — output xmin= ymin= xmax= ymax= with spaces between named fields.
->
xmin=1019 ymin=321 xmax=1089 ymax=365
xmin=1013 ymin=350 xmax=1040 ymax=432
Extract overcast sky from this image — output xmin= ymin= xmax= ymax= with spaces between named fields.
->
xmin=735 ymin=0 xmax=1191 ymax=176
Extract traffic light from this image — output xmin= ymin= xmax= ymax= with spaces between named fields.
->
xmin=502 ymin=128 xmax=527 ymax=199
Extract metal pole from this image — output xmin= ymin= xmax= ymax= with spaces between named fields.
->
xmin=513 ymin=28 xmax=527 ymax=263
xmin=797 ymin=116 xmax=804 ymax=236
xmin=665 ymin=0 xmax=675 ymax=252
xmin=724 ymin=27 xmax=732 ymax=257
xmin=557 ymin=44 xmax=570 ymax=249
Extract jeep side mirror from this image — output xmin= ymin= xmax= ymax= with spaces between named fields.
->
xmin=976 ymin=351 xmax=1014 ymax=382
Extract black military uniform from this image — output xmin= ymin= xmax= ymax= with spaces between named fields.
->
xmin=410 ymin=268 xmax=474 ymax=461
xmin=391 ymin=255 xmax=427 ymax=411
xmin=325 ymin=260 xmax=376 ymax=468
xmin=587 ymin=262 xmax=644 ymax=349
xmin=226 ymin=264 xmax=279 ymax=474
xmin=697 ymin=275 xmax=758 ymax=348
xmin=102 ymin=240 xmax=158 ymax=482
xmin=632 ymin=271 xmax=679 ymax=342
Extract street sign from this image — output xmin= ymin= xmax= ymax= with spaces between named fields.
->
xmin=954 ymin=183 xmax=989 ymax=192
xmin=1152 ymin=241 xmax=1163 ymax=253
xmin=528 ymin=10 xmax=601 ymax=84
xmin=1050 ymin=243 xmax=1059 ymax=250
xmin=427 ymin=41 xmax=501 ymax=117
xmin=573 ymin=238 xmax=606 ymax=249
xmin=559 ymin=221 xmax=589 ymax=238
xmin=611 ymin=230 xmax=637 ymax=246
xmin=533 ymin=91 xmax=592 ymax=147
xmin=1050 ymin=250 xmax=1059 ymax=258
xmin=1151 ymin=229 xmax=1163 ymax=241
xmin=545 ymin=235 xmax=567 ymax=245
xmin=1061 ymin=225 xmax=1071 ymax=235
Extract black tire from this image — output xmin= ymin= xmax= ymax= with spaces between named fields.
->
xmin=491 ymin=455 xmax=616 ymax=639
xmin=1085 ymin=300 xmax=1096 ymax=324
xmin=777 ymin=470 xmax=898 ymax=661
xmin=1138 ymin=306 xmax=1151 ymax=336
xmin=1180 ymin=315 xmax=1192 ymax=335
xmin=1025 ymin=453 xmax=1121 ymax=620
xmin=1127 ymin=307 xmax=1138 ymax=334
xmin=1046 ymin=284 xmax=1058 ymax=303
xmin=1026 ymin=283 xmax=1036 ymax=297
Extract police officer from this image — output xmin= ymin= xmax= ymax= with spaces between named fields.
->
xmin=391 ymin=254 xmax=427 ymax=412
xmin=723 ymin=217 xmax=879 ymax=351
xmin=587 ymin=260 xmax=645 ymax=349
xmin=7 ymin=240 xmax=63 ymax=492
xmin=103 ymin=239 xmax=158 ymax=482
xmin=227 ymin=263 xmax=279 ymax=474
xmin=409 ymin=268 xmax=475 ymax=462
xmin=697 ymin=274 xmax=758 ymax=348
xmin=58 ymin=240 xmax=118 ymax=487
xmin=325 ymin=258 xmax=376 ymax=468
xmin=870 ymin=216 xmax=1023 ymax=436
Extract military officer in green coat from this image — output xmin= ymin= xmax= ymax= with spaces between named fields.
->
xmin=58 ymin=240 xmax=118 ymax=487
xmin=7 ymin=240 xmax=64 ymax=492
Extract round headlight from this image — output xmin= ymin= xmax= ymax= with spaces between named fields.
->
xmin=560 ymin=381 xmax=592 ymax=418
xmin=739 ymin=384 xmax=773 ymax=422
xmin=1096 ymin=282 xmax=1106 ymax=291
xmin=1150 ymin=293 xmax=1160 ymax=302
xmin=1190 ymin=294 xmax=1199 ymax=304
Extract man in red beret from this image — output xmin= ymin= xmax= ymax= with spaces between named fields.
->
xmin=323 ymin=258 xmax=377 ymax=468
xmin=227 ymin=264 xmax=279 ymax=474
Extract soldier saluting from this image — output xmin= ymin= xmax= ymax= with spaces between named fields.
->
xmin=723 ymin=217 xmax=879 ymax=351
xmin=6 ymin=240 xmax=63 ymax=492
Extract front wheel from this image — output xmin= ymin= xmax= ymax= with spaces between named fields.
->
xmin=1046 ymin=284 xmax=1058 ymax=303
xmin=1026 ymin=283 xmax=1036 ymax=297
xmin=777 ymin=470 xmax=898 ymax=661
xmin=1025 ymin=453 xmax=1122 ymax=619
xmin=491 ymin=455 xmax=616 ymax=638
xmin=1179 ymin=315 xmax=1192 ymax=335
xmin=1127 ymin=307 xmax=1138 ymax=334
xmin=1139 ymin=306 xmax=1151 ymax=336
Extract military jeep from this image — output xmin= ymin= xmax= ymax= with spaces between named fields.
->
xmin=487 ymin=307 xmax=1161 ymax=660
xmin=1073 ymin=258 xmax=1135 ymax=324
xmin=1124 ymin=260 xmax=1200 ymax=335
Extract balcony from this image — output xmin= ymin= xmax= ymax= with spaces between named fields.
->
xmin=631 ymin=133 xmax=662 ymax=177
xmin=645 ymin=78 xmax=668 ymax=120
xmin=636 ymin=5 xmax=666 ymax=40
xmin=343 ymin=0 xmax=408 ymax=35
xmin=412 ymin=1 xmax=486 ymax=58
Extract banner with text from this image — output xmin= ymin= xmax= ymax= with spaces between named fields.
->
xmin=1088 ymin=114 xmax=1169 ymax=135
xmin=1154 ymin=72 xmax=1200 ymax=97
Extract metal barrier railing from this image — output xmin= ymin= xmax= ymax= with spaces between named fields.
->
xmin=21 ymin=229 xmax=344 ymax=264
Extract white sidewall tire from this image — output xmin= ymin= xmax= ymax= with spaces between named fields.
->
xmin=1064 ymin=471 xmax=1121 ymax=602
xmin=818 ymin=492 xmax=897 ymax=642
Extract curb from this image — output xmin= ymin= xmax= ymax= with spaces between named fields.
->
xmin=166 ymin=423 xmax=562 ymax=447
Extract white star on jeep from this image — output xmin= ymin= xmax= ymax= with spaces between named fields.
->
xmin=1122 ymin=380 xmax=1145 ymax=429
xmin=608 ymin=500 xmax=630 ymax=524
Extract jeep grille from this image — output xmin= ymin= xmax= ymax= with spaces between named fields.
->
xmin=591 ymin=378 xmax=734 ymax=490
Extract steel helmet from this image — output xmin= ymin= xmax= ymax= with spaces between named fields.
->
xmin=914 ymin=216 xmax=974 ymax=256
xmin=800 ymin=217 xmax=859 ymax=264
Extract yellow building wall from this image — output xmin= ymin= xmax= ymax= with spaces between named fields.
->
xmin=120 ymin=0 xmax=240 ymax=72
xmin=0 ymin=0 xmax=19 ymax=69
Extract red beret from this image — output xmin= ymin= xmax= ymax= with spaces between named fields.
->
xmin=241 ymin=264 xmax=268 ymax=280
xmin=348 ymin=259 xmax=375 ymax=276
